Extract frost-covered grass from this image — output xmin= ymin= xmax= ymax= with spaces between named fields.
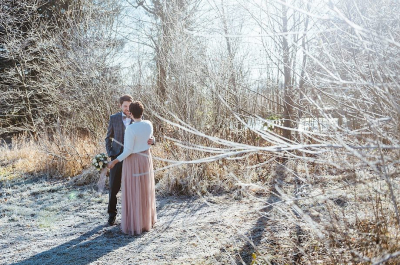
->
xmin=248 ymin=155 xmax=400 ymax=265
xmin=0 ymin=175 xmax=267 ymax=265
xmin=1 ymin=158 xmax=399 ymax=264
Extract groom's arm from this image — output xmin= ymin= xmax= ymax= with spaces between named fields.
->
xmin=147 ymin=137 xmax=155 ymax=145
xmin=105 ymin=116 xmax=114 ymax=156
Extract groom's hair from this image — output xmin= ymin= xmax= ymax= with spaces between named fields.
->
xmin=129 ymin=101 xmax=144 ymax=118
xmin=119 ymin=95 xmax=133 ymax=105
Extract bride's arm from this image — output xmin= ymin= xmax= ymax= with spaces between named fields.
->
xmin=108 ymin=128 xmax=135 ymax=169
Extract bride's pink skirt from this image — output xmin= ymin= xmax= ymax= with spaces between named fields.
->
xmin=121 ymin=149 xmax=157 ymax=235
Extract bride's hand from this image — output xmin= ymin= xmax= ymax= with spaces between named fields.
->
xmin=107 ymin=159 xmax=119 ymax=169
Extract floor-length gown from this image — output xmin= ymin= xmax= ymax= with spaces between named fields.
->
xmin=120 ymin=149 xmax=156 ymax=235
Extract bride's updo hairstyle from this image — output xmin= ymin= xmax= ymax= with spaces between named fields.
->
xmin=129 ymin=101 xmax=144 ymax=119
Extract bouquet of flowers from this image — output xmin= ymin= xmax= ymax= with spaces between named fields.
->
xmin=92 ymin=153 xmax=108 ymax=194
xmin=92 ymin=153 xmax=108 ymax=171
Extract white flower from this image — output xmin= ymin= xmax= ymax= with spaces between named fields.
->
xmin=93 ymin=153 xmax=109 ymax=169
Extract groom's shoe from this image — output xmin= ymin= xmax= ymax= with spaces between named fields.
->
xmin=108 ymin=215 xmax=116 ymax=226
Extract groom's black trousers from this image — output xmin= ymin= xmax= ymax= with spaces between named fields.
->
xmin=108 ymin=157 xmax=123 ymax=217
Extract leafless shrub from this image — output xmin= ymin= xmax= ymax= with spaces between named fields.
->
xmin=0 ymin=0 xmax=123 ymax=139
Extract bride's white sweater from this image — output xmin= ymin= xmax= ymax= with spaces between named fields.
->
xmin=116 ymin=120 xmax=153 ymax=162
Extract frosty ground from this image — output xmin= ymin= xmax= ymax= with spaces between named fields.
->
xmin=0 ymin=175 xmax=266 ymax=264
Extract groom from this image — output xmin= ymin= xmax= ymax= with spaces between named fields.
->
xmin=105 ymin=94 xmax=154 ymax=225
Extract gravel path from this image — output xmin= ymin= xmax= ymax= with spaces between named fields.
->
xmin=0 ymin=176 xmax=265 ymax=264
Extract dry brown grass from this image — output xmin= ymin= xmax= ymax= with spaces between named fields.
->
xmin=150 ymin=133 xmax=274 ymax=196
xmin=0 ymin=131 xmax=271 ymax=197
xmin=0 ymin=133 xmax=101 ymax=180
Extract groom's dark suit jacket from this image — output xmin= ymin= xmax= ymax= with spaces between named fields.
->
xmin=105 ymin=112 xmax=132 ymax=158
xmin=105 ymin=112 xmax=151 ymax=157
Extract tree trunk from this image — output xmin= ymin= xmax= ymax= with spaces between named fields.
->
xmin=282 ymin=0 xmax=292 ymax=141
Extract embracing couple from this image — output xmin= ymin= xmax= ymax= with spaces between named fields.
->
xmin=105 ymin=95 xmax=157 ymax=236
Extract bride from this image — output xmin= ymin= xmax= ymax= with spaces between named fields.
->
xmin=108 ymin=101 xmax=157 ymax=235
